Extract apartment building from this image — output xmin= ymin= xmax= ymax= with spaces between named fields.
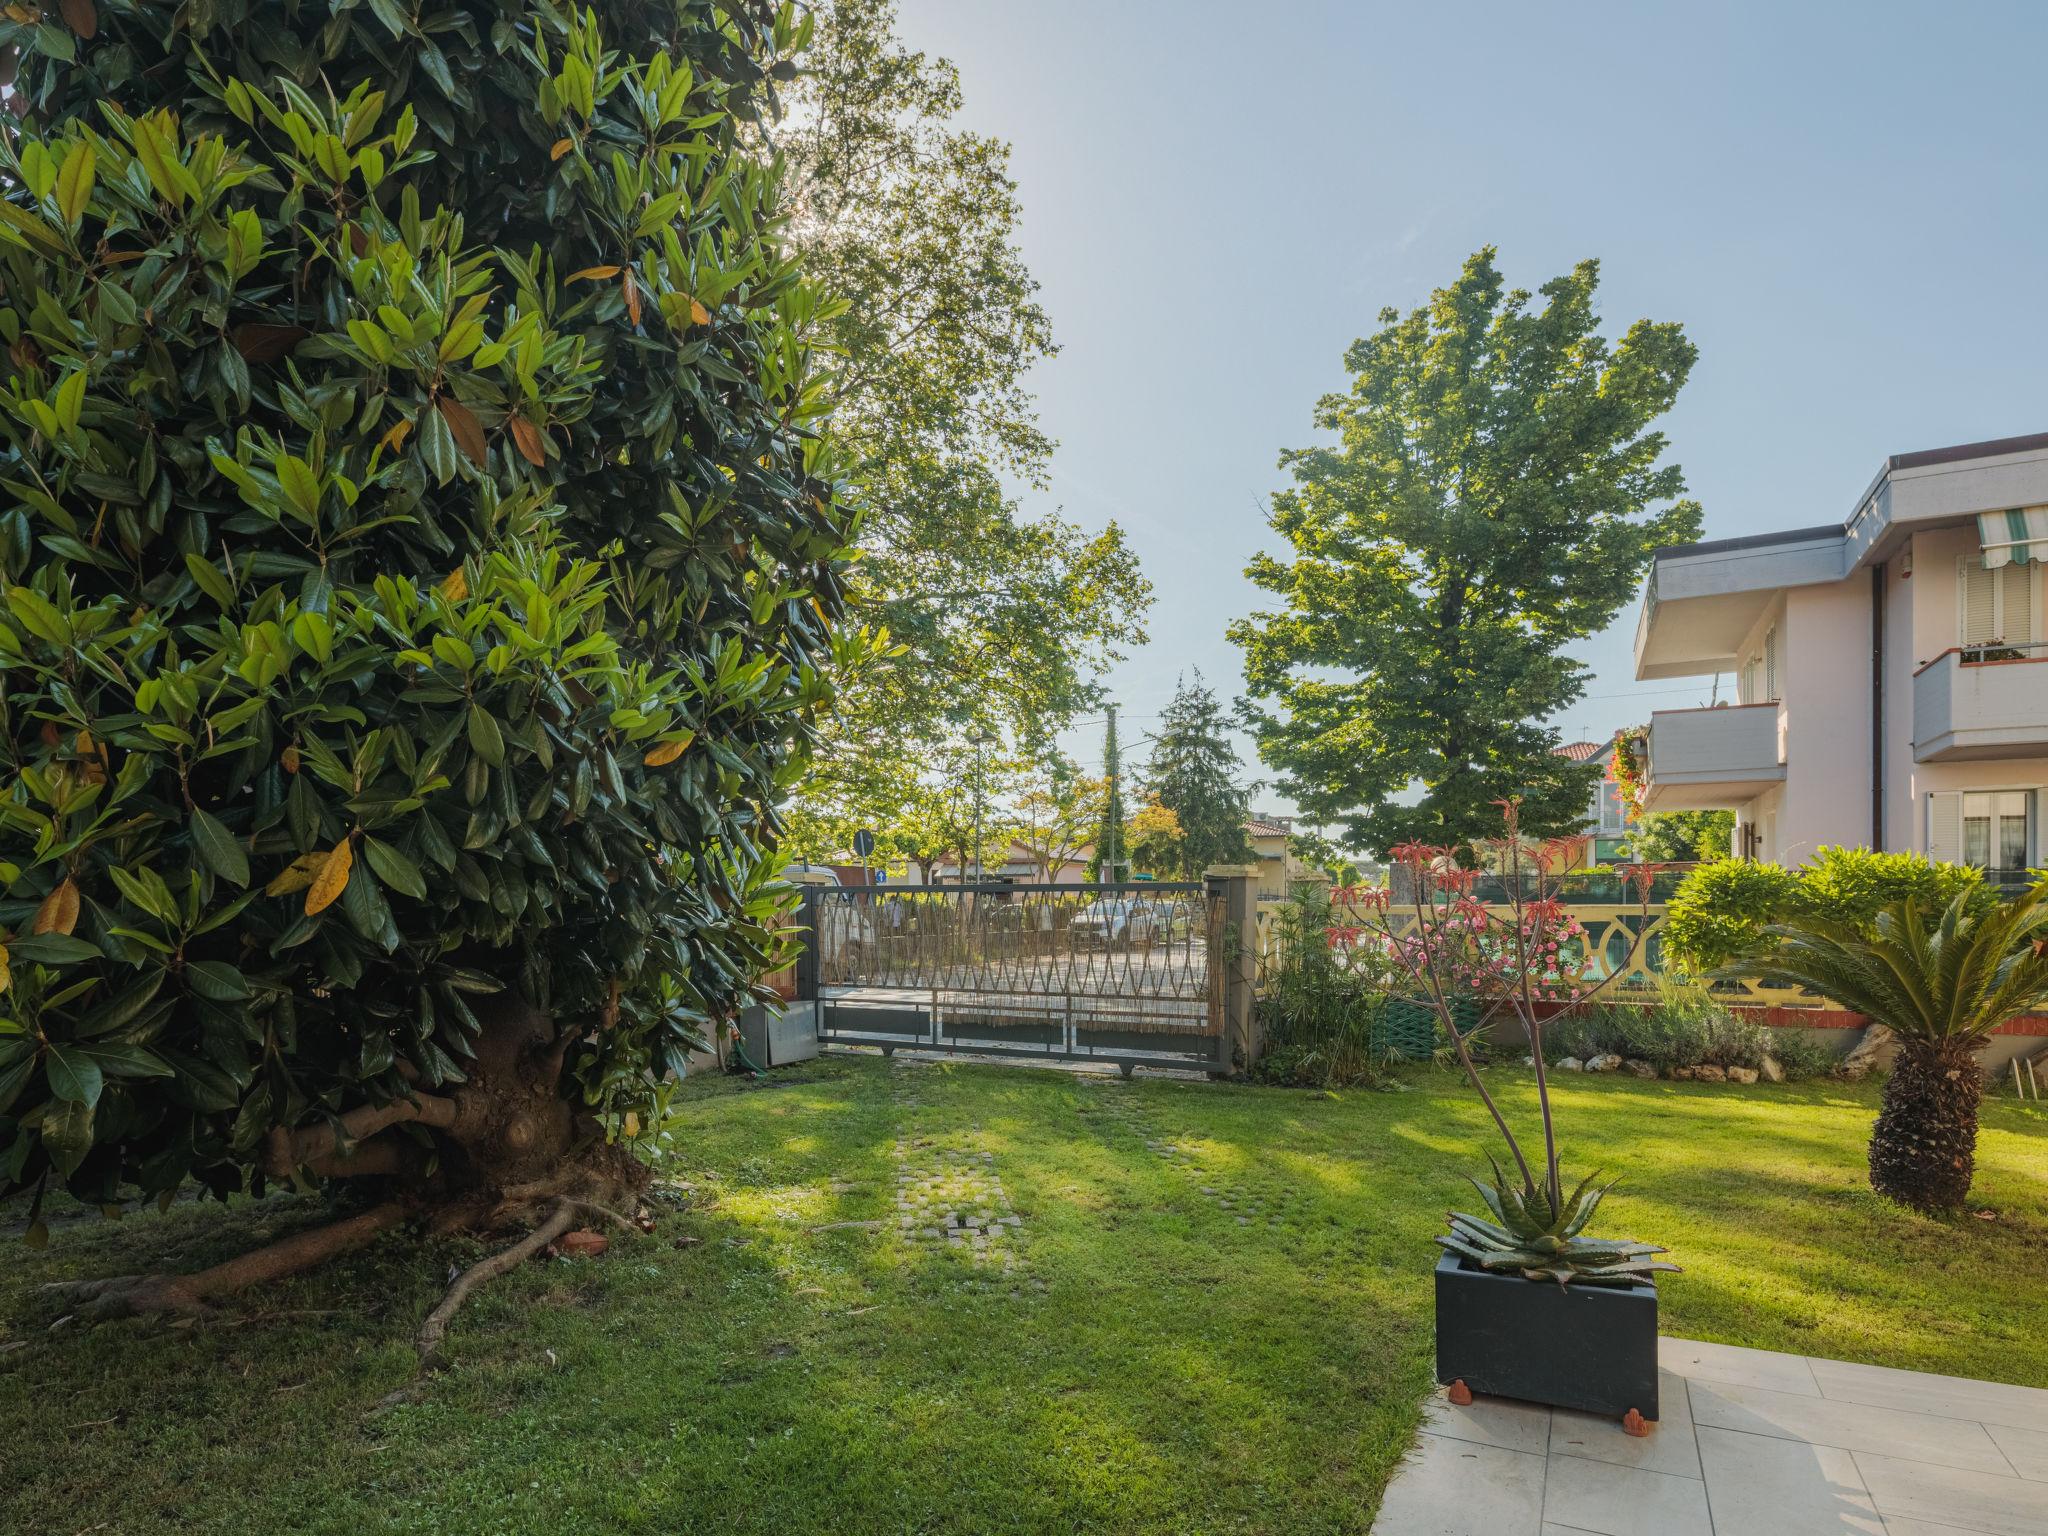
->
xmin=1633 ymin=431 xmax=2048 ymax=872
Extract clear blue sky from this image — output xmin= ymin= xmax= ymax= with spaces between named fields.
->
xmin=896 ymin=0 xmax=2048 ymax=820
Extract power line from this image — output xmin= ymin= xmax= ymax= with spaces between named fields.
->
xmin=1573 ymin=682 xmax=1724 ymax=702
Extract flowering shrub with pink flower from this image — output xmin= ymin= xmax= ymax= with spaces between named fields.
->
xmin=1332 ymin=800 xmax=1678 ymax=1287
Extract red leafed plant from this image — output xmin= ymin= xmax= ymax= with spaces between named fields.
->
xmin=1333 ymin=801 xmax=1679 ymax=1286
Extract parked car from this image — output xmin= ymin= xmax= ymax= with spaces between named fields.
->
xmin=778 ymin=865 xmax=878 ymax=971
xmin=1070 ymin=896 xmax=1172 ymax=946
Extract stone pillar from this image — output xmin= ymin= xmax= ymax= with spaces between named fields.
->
xmin=1204 ymin=864 xmax=1258 ymax=1075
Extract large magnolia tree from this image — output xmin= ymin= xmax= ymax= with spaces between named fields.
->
xmin=0 ymin=0 xmax=855 ymax=1343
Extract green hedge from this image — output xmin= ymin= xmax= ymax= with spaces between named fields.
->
xmin=1664 ymin=846 xmax=1991 ymax=971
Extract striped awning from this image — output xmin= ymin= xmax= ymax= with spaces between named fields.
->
xmin=1978 ymin=507 xmax=2048 ymax=569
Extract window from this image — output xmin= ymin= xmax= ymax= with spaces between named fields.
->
xmin=1596 ymin=776 xmax=1624 ymax=835
xmin=1739 ymin=627 xmax=1779 ymax=705
xmin=1958 ymin=558 xmax=2033 ymax=658
xmin=1961 ymin=791 xmax=2030 ymax=872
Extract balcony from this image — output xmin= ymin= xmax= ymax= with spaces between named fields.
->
xmin=1642 ymin=703 xmax=1786 ymax=811
xmin=1913 ymin=645 xmax=2048 ymax=761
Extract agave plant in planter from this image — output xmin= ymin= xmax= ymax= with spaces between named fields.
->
xmin=1334 ymin=800 xmax=1679 ymax=1422
xmin=1442 ymin=1159 xmax=1679 ymax=1287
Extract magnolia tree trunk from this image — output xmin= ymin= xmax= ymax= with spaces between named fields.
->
xmin=46 ymin=994 xmax=649 ymax=1344
xmin=1868 ymin=1037 xmax=1984 ymax=1212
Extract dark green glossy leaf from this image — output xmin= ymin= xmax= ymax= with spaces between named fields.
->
xmin=190 ymin=807 xmax=251 ymax=887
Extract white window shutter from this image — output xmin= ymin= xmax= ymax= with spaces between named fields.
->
xmin=2003 ymin=562 xmax=2032 ymax=643
xmin=1962 ymin=561 xmax=1996 ymax=645
xmin=1928 ymin=792 xmax=1963 ymax=863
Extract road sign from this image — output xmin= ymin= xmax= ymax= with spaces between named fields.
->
xmin=852 ymin=827 xmax=876 ymax=858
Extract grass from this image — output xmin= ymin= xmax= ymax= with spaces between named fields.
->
xmin=3 ymin=1055 xmax=2045 ymax=1535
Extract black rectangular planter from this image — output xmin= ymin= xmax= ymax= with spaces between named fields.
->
xmin=1434 ymin=1252 xmax=1659 ymax=1420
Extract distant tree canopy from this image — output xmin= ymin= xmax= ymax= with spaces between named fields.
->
xmin=1629 ymin=809 xmax=1734 ymax=863
xmin=1139 ymin=673 xmax=1254 ymax=879
xmin=1231 ymin=249 xmax=1701 ymax=854
xmin=1124 ymin=799 xmax=1183 ymax=880
xmin=1013 ymin=756 xmax=1104 ymax=881
xmin=0 ymin=2 xmax=854 ymax=1326
xmin=781 ymin=0 xmax=1150 ymax=818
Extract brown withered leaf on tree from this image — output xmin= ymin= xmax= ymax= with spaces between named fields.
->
xmin=435 ymin=396 xmax=487 ymax=467
xmin=33 ymin=878 xmax=80 ymax=936
xmin=265 ymin=850 xmax=327 ymax=897
xmin=509 ymin=415 xmax=548 ymax=467
xmin=305 ymin=842 xmax=353 ymax=915
xmin=231 ymin=324 xmax=309 ymax=363
xmin=643 ymin=733 xmax=693 ymax=767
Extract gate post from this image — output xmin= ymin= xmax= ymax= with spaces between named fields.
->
xmin=1204 ymin=865 xmax=1258 ymax=1076
xmin=793 ymin=883 xmax=820 ymax=1002
xmin=785 ymin=870 xmax=841 ymax=1003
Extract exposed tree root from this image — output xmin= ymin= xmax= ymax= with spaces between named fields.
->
xmin=571 ymin=1199 xmax=647 ymax=1234
xmin=40 ymin=1202 xmax=407 ymax=1324
xmin=44 ymin=994 xmax=651 ymax=1346
xmin=414 ymin=1198 xmax=579 ymax=1369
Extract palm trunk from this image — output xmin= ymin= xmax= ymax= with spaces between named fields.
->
xmin=1869 ymin=1036 xmax=1984 ymax=1212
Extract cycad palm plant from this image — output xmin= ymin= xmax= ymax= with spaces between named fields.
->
xmin=1734 ymin=885 xmax=2048 ymax=1211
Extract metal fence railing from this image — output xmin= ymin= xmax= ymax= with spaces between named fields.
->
xmin=804 ymin=882 xmax=1218 ymax=1008
xmin=1252 ymin=897 xmax=1849 ymax=1014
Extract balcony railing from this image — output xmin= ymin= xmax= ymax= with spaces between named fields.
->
xmin=1388 ymin=866 xmax=1698 ymax=906
xmin=1643 ymin=703 xmax=1785 ymax=811
xmin=1913 ymin=642 xmax=2048 ymax=762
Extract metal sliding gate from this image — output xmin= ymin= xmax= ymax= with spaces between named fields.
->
xmin=796 ymin=882 xmax=1233 ymax=1074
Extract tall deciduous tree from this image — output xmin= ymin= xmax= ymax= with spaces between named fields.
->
xmin=1140 ymin=672 xmax=1255 ymax=879
xmin=1124 ymin=799 xmax=1183 ymax=880
xmin=1288 ymin=825 xmax=1359 ymax=885
xmin=0 ymin=3 xmax=853 ymax=1340
xmin=779 ymin=0 xmax=1151 ymax=794
xmin=1231 ymin=249 xmax=1701 ymax=853
xmin=1629 ymin=809 xmax=1734 ymax=863
xmin=1013 ymin=756 xmax=1105 ymax=882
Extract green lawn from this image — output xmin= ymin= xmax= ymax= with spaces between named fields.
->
xmin=4 ymin=1056 xmax=2045 ymax=1535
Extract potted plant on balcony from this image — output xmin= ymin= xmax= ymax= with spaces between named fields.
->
xmin=1333 ymin=801 xmax=1679 ymax=1424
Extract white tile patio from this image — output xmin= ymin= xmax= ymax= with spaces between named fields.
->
xmin=1372 ymin=1338 xmax=2048 ymax=1536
